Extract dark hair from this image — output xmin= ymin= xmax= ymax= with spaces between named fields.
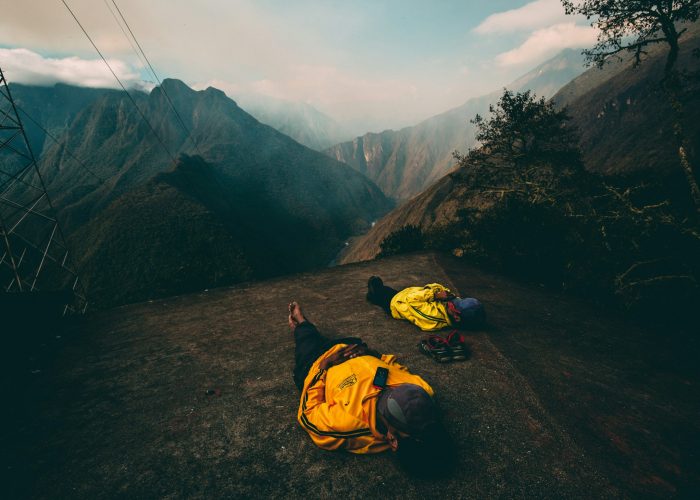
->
xmin=395 ymin=423 xmax=457 ymax=478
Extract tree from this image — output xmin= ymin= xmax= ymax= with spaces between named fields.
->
xmin=562 ymin=0 xmax=700 ymax=212
xmin=468 ymin=89 xmax=582 ymax=168
xmin=562 ymin=0 xmax=699 ymax=74
xmin=378 ymin=225 xmax=424 ymax=257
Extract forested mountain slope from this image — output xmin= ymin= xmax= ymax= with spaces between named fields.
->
xmin=342 ymin=25 xmax=700 ymax=265
xmin=10 ymin=80 xmax=391 ymax=307
xmin=552 ymin=22 xmax=700 ymax=177
xmin=324 ymin=49 xmax=586 ymax=200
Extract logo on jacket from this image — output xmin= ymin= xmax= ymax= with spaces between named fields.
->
xmin=338 ymin=374 xmax=357 ymax=390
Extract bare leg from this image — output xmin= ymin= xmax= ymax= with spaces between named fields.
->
xmin=288 ymin=300 xmax=365 ymax=390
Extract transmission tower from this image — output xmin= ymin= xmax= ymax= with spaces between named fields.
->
xmin=0 ymin=66 xmax=87 ymax=315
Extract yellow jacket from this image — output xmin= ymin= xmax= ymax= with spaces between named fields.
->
xmin=390 ymin=283 xmax=454 ymax=331
xmin=297 ymin=343 xmax=434 ymax=454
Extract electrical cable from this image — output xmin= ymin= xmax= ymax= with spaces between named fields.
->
xmin=0 ymin=65 xmax=88 ymax=305
xmin=102 ymin=0 xmax=152 ymax=84
xmin=109 ymin=0 xmax=204 ymax=156
xmin=16 ymin=105 xmax=105 ymax=183
xmin=59 ymin=0 xmax=179 ymax=165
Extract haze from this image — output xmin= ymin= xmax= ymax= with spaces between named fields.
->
xmin=0 ymin=0 xmax=596 ymax=133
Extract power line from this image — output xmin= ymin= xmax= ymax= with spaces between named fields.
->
xmin=16 ymin=105 xmax=105 ymax=183
xmin=109 ymin=0 xmax=204 ymax=157
xmin=59 ymin=0 xmax=179 ymax=165
xmin=102 ymin=0 xmax=150 ymax=79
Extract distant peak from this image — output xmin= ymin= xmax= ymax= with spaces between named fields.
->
xmin=204 ymin=86 xmax=227 ymax=98
xmin=158 ymin=78 xmax=194 ymax=95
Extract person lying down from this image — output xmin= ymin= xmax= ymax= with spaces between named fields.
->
xmin=366 ymin=276 xmax=485 ymax=331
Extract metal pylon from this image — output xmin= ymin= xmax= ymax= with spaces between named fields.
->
xmin=0 ymin=66 xmax=87 ymax=314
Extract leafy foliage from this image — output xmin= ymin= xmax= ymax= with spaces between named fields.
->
xmin=379 ymin=224 xmax=424 ymax=257
xmin=469 ymin=89 xmax=582 ymax=166
xmin=381 ymin=89 xmax=699 ymax=329
xmin=562 ymin=1 xmax=700 ymax=213
xmin=562 ymin=0 xmax=700 ymax=73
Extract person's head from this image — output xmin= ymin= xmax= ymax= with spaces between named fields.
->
xmin=448 ymin=297 xmax=486 ymax=330
xmin=377 ymin=384 xmax=456 ymax=477
xmin=376 ymin=384 xmax=439 ymax=450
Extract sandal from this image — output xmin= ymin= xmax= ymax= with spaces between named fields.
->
xmin=418 ymin=335 xmax=453 ymax=363
xmin=446 ymin=330 xmax=469 ymax=361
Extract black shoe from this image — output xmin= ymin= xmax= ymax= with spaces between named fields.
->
xmin=367 ymin=276 xmax=384 ymax=302
xmin=368 ymin=275 xmax=383 ymax=286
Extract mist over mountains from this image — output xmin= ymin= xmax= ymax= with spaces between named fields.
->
xmin=339 ymin=26 xmax=700 ymax=266
xmin=7 ymin=22 xmax=699 ymax=311
xmin=10 ymin=79 xmax=391 ymax=307
xmin=324 ymin=49 xmax=587 ymax=201
xmin=233 ymin=94 xmax=353 ymax=151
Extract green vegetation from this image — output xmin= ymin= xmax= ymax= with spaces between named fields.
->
xmin=324 ymin=51 xmax=587 ymax=201
xmin=13 ymin=81 xmax=392 ymax=309
xmin=562 ymin=0 xmax=700 ymax=212
xmin=470 ymin=89 xmax=581 ymax=166
xmin=378 ymin=224 xmax=424 ymax=257
xmin=561 ymin=0 xmax=700 ymax=72
xmin=380 ymin=89 xmax=699 ymax=328
xmin=71 ymin=154 xmax=385 ymax=308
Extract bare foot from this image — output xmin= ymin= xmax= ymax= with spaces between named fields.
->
xmin=288 ymin=302 xmax=297 ymax=329
xmin=289 ymin=301 xmax=305 ymax=326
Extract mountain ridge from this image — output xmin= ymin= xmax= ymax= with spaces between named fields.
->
xmin=339 ymin=26 xmax=700 ymax=265
xmin=324 ymin=49 xmax=587 ymax=201
xmin=12 ymin=78 xmax=391 ymax=307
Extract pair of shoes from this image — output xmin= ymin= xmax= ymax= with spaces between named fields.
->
xmin=445 ymin=330 xmax=469 ymax=361
xmin=418 ymin=331 xmax=470 ymax=363
xmin=418 ymin=335 xmax=453 ymax=362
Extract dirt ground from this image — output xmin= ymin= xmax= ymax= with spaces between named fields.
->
xmin=2 ymin=252 xmax=698 ymax=498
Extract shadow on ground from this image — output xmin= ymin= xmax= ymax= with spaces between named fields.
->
xmin=2 ymin=252 xmax=698 ymax=498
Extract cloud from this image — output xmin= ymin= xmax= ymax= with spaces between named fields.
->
xmin=194 ymin=65 xmax=431 ymax=132
xmin=192 ymin=79 xmax=243 ymax=97
xmin=1 ymin=1 xmax=594 ymax=132
xmin=0 ymin=0 xmax=134 ymax=56
xmin=495 ymin=23 xmax=597 ymax=66
xmin=474 ymin=0 xmax=568 ymax=34
xmin=0 ymin=47 xmax=143 ymax=88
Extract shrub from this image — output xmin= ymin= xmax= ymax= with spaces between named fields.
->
xmin=379 ymin=224 xmax=424 ymax=257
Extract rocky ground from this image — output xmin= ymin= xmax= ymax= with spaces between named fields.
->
xmin=2 ymin=252 xmax=698 ymax=498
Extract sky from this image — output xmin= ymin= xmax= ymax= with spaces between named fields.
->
xmin=0 ymin=0 xmax=597 ymax=132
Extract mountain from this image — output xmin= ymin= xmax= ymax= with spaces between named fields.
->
xmin=324 ymin=49 xmax=587 ymax=201
xmin=552 ymin=22 xmax=700 ymax=177
xmin=339 ymin=26 xmax=700 ymax=265
xmin=11 ymin=80 xmax=391 ymax=307
xmin=72 ymin=154 xmax=375 ymax=306
xmin=10 ymin=83 xmax=114 ymax=155
xmin=234 ymin=94 xmax=352 ymax=151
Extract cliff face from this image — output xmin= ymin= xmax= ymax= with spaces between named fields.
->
xmin=339 ymin=174 xmax=461 ymax=263
xmin=325 ymin=49 xmax=586 ymax=201
xmin=552 ymin=22 xmax=700 ymax=177
xmin=342 ymin=24 xmax=700 ymax=265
